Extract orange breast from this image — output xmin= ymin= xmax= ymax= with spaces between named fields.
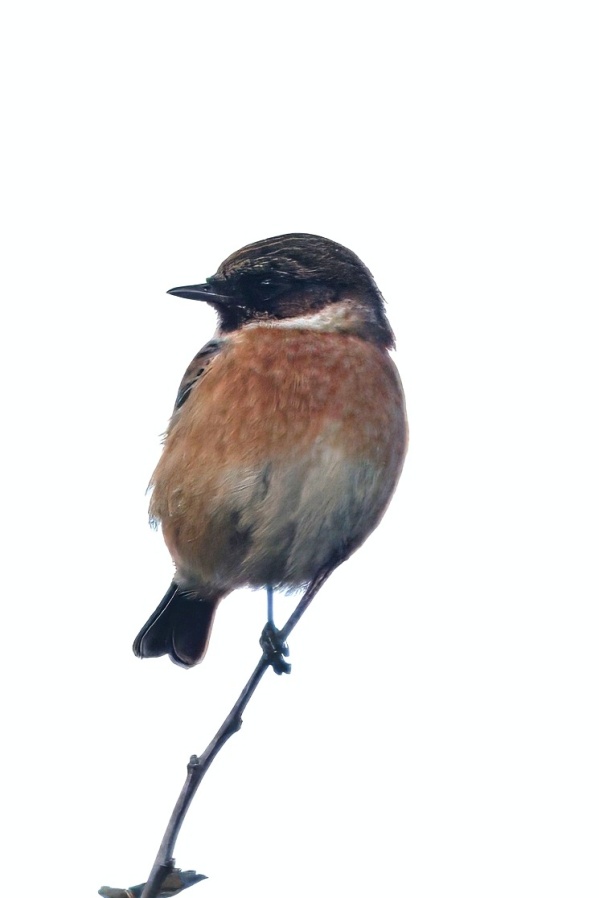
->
xmin=149 ymin=326 xmax=407 ymax=588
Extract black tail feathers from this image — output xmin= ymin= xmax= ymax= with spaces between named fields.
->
xmin=133 ymin=583 xmax=220 ymax=668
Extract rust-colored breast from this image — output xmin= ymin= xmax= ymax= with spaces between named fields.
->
xmin=149 ymin=325 xmax=407 ymax=588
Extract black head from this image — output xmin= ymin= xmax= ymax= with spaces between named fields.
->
xmin=168 ymin=233 xmax=394 ymax=347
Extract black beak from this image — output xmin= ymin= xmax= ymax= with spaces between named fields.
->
xmin=167 ymin=283 xmax=233 ymax=303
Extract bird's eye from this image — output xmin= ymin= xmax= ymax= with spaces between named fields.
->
xmin=237 ymin=273 xmax=289 ymax=306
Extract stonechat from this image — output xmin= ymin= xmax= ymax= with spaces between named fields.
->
xmin=133 ymin=233 xmax=408 ymax=668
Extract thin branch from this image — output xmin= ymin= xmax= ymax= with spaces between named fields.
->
xmin=136 ymin=562 xmax=337 ymax=898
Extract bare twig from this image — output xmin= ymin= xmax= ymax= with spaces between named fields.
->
xmin=134 ymin=562 xmax=337 ymax=898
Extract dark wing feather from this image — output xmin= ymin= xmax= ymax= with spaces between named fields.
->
xmin=173 ymin=338 xmax=224 ymax=411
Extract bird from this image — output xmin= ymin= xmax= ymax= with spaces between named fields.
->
xmin=133 ymin=233 xmax=408 ymax=669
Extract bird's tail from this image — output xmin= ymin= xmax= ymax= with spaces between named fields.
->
xmin=133 ymin=583 xmax=220 ymax=668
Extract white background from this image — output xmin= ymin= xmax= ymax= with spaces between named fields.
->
xmin=1 ymin=2 xmax=598 ymax=896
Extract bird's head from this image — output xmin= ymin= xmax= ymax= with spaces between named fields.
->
xmin=168 ymin=233 xmax=395 ymax=347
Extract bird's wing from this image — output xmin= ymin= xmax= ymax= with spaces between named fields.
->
xmin=173 ymin=338 xmax=225 ymax=411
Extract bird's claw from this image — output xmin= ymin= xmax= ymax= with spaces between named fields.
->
xmin=260 ymin=622 xmax=291 ymax=675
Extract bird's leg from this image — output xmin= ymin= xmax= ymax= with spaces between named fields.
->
xmin=267 ymin=583 xmax=274 ymax=629
xmin=260 ymin=585 xmax=291 ymax=675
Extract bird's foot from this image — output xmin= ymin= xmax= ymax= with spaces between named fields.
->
xmin=260 ymin=622 xmax=291 ymax=675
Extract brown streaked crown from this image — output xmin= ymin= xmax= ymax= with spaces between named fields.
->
xmin=170 ymin=233 xmax=395 ymax=347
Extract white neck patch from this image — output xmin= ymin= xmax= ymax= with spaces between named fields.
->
xmin=247 ymin=299 xmax=368 ymax=336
